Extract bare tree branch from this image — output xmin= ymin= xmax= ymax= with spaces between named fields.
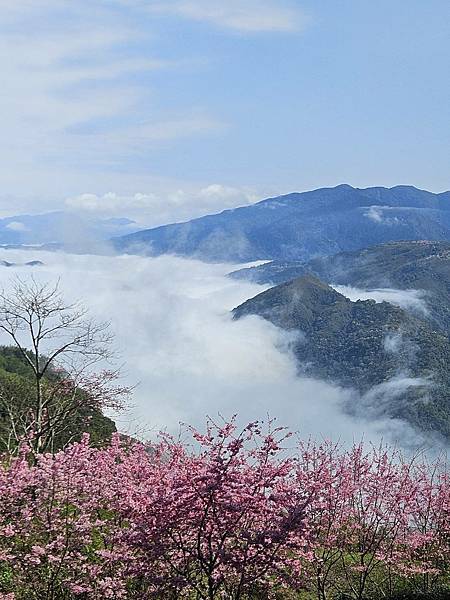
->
xmin=0 ymin=276 xmax=130 ymax=454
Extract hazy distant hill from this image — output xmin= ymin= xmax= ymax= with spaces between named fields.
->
xmin=113 ymin=185 xmax=450 ymax=262
xmin=232 ymin=241 xmax=450 ymax=335
xmin=0 ymin=212 xmax=141 ymax=247
xmin=233 ymin=275 xmax=450 ymax=439
xmin=0 ymin=259 xmax=44 ymax=268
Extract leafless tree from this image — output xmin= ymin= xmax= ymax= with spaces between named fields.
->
xmin=0 ymin=276 xmax=130 ymax=453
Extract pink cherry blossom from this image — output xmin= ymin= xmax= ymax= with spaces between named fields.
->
xmin=0 ymin=419 xmax=448 ymax=599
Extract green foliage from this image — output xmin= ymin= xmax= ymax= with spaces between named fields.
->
xmin=0 ymin=345 xmax=116 ymax=452
xmin=386 ymin=591 xmax=450 ymax=600
xmin=0 ymin=345 xmax=35 ymax=378
xmin=233 ymin=241 xmax=450 ymax=335
xmin=234 ymin=274 xmax=450 ymax=439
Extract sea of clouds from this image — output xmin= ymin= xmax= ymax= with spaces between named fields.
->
xmin=0 ymin=250 xmax=437 ymax=449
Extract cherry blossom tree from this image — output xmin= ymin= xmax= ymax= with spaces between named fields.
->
xmin=0 ymin=419 xmax=448 ymax=600
xmin=126 ymin=418 xmax=312 ymax=599
xmin=296 ymin=440 xmax=355 ymax=600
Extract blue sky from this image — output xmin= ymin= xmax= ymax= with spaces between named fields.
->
xmin=1 ymin=0 xmax=449 ymax=223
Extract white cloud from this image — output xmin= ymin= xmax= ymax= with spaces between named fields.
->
xmin=5 ymin=221 xmax=29 ymax=232
xmin=0 ymin=249 xmax=437 ymax=451
xmin=364 ymin=205 xmax=384 ymax=223
xmin=362 ymin=205 xmax=401 ymax=225
xmin=333 ymin=285 xmax=429 ymax=317
xmin=358 ymin=376 xmax=431 ymax=417
xmin=149 ymin=0 xmax=305 ymax=33
xmin=65 ymin=184 xmax=259 ymax=226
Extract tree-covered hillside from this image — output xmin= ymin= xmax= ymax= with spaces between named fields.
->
xmin=0 ymin=345 xmax=116 ymax=452
xmin=233 ymin=275 xmax=450 ymax=439
xmin=232 ymin=240 xmax=450 ymax=335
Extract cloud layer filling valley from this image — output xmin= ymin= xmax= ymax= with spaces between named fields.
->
xmin=0 ymin=250 xmax=436 ymax=448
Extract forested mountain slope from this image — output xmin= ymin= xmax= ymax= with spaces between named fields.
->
xmin=233 ymin=276 xmax=450 ymax=439
xmin=232 ymin=240 xmax=450 ymax=335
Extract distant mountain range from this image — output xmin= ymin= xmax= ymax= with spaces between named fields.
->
xmin=0 ymin=212 xmax=141 ymax=247
xmin=232 ymin=241 xmax=450 ymax=440
xmin=113 ymin=185 xmax=450 ymax=262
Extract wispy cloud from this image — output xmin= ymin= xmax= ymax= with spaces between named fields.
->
xmin=2 ymin=0 xmax=305 ymax=33
xmin=148 ymin=0 xmax=305 ymax=33
xmin=0 ymin=0 xmax=307 ymax=210
xmin=333 ymin=285 xmax=429 ymax=317
xmin=66 ymin=184 xmax=259 ymax=226
xmin=96 ymin=115 xmax=226 ymax=144
xmin=0 ymin=0 xmax=226 ymax=197
xmin=5 ymin=221 xmax=29 ymax=232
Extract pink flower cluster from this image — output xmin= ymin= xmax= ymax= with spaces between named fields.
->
xmin=0 ymin=420 xmax=448 ymax=599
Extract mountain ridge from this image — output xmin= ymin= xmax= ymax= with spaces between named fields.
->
xmin=113 ymin=184 xmax=450 ymax=263
xmin=231 ymin=240 xmax=450 ymax=335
